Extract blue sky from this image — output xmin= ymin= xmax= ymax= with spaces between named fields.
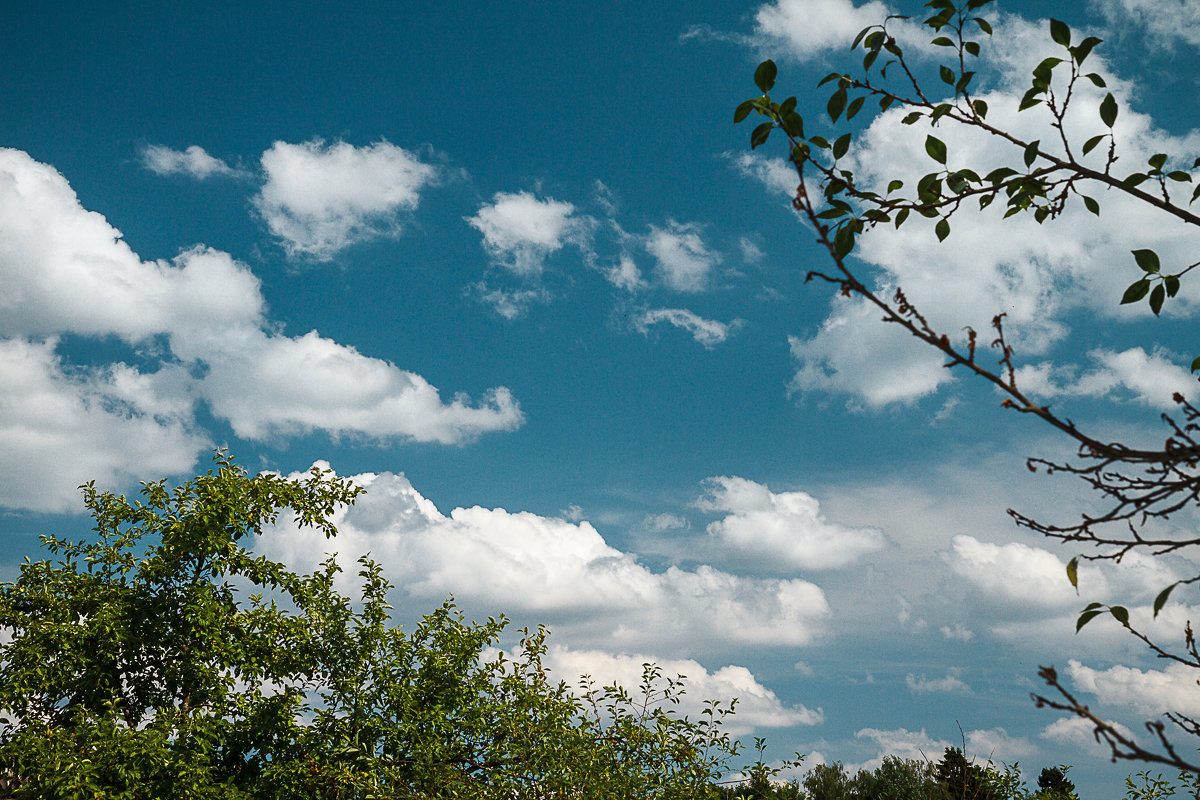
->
xmin=4 ymin=0 xmax=1200 ymax=795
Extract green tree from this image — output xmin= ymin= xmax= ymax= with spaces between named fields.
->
xmin=0 ymin=453 xmax=746 ymax=798
xmin=736 ymin=0 xmax=1200 ymax=776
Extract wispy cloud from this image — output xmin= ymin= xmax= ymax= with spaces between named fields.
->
xmin=141 ymin=144 xmax=245 ymax=179
xmin=633 ymin=307 xmax=740 ymax=348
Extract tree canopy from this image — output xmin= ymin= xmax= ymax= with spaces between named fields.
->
xmin=0 ymin=453 xmax=756 ymax=798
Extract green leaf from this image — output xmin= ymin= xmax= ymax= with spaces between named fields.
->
xmin=1154 ymin=584 xmax=1178 ymax=617
xmin=827 ymin=88 xmax=848 ymax=122
xmin=1049 ymin=18 xmax=1071 ymax=47
xmin=834 ymin=226 xmax=855 ymax=259
xmin=1133 ymin=249 xmax=1161 ymax=272
xmin=1120 ymin=279 xmax=1151 ymax=304
xmin=1100 ymin=92 xmax=1118 ymax=127
xmin=1191 ymin=356 xmax=1200 ymax=372
xmin=925 ymin=135 xmax=948 ymax=164
xmin=832 ymin=132 xmax=852 ymax=159
xmin=1066 ymin=557 xmax=1079 ymax=588
xmin=956 ymin=71 xmax=975 ymax=93
xmin=750 ymin=122 xmax=773 ymax=149
xmin=931 ymin=36 xmax=955 ymax=46
xmin=1165 ymin=275 xmax=1181 ymax=297
xmin=1024 ymin=140 xmax=1040 ymax=167
xmin=1018 ymin=88 xmax=1043 ymax=111
xmin=1085 ymin=72 xmax=1106 ymax=87
xmin=1076 ymin=609 xmax=1104 ymax=632
xmin=902 ymin=111 xmax=923 ymax=125
xmin=974 ymin=17 xmax=993 ymax=35
xmin=965 ymin=40 xmax=981 ymax=57
xmin=935 ymin=219 xmax=950 ymax=241
xmin=817 ymin=72 xmax=843 ymax=88
xmin=1082 ymin=195 xmax=1100 ymax=215
xmin=1150 ymin=283 xmax=1166 ymax=315
xmin=894 ymin=208 xmax=910 ymax=228
xmin=734 ymin=100 xmax=755 ymax=124
xmin=1110 ymin=605 xmax=1130 ymax=626
xmin=1192 ymin=184 xmax=1200 ymax=204
xmin=1148 ymin=153 xmax=1168 ymax=171
xmin=851 ymin=25 xmax=872 ymax=50
xmin=972 ymin=99 xmax=988 ymax=118
xmin=754 ymin=60 xmax=777 ymax=93
xmin=846 ymin=95 xmax=865 ymax=120
xmin=782 ymin=111 xmax=805 ymax=138
xmin=809 ymin=135 xmax=830 ymax=149
xmin=1168 ymin=171 xmax=1192 ymax=182
xmin=1082 ymin=134 xmax=1106 ymax=155
xmin=887 ymin=179 xmax=904 ymax=193
xmin=1123 ymin=172 xmax=1149 ymax=187
xmin=940 ymin=65 xmax=956 ymax=85
xmin=1071 ymin=36 xmax=1102 ymax=64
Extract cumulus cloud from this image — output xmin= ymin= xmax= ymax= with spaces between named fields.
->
xmin=1065 ymin=659 xmax=1200 ymax=718
xmin=775 ymin=11 xmax=1200 ymax=407
xmin=850 ymin=727 xmax=1033 ymax=772
xmin=645 ymin=221 xmax=718 ymax=292
xmin=1040 ymin=715 xmax=1135 ymax=753
xmin=948 ymin=535 xmax=1103 ymax=611
xmin=698 ymin=476 xmax=885 ymax=570
xmin=0 ymin=339 xmax=205 ymax=511
xmin=174 ymin=326 xmax=523 ymax=443
xmin=0 ymin=147 xmax=521 ymax=508
xmin=1016 ymin=347 xmax=1198 ymax=410
xmin=940 ymin=624 xmax=974 ymax=642
xmin=633 ymin=308 xmax=741 ymax=348
xmin=255 ymin=139 xmax=437 ymax=260
xmin=140 ymin=144 xmax=243 ymax=179
xmin=467 ymin=191 xmax=592 ymax=276
xmin=544 ymin=646 xmax=823 ymax=736
xmin=905 ymin=667 xmax=970 ymax=694
xmin=258 ymin=467 xmax=832 ymax=652
xmin=753 ymin=0 xmax=896 ymax=59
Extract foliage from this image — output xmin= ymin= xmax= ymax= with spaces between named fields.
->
xmin=0 ymin=453 xmax=750 ymax=798
xmin=736 ymin=0 xmax=1200 ymax=775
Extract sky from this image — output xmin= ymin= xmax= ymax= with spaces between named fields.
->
xmin=3 ymin=0 xmax=1200 ymax=796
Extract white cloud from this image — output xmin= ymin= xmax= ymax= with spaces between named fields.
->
xmin=645 ymin=221 xmax=718 ymax=292
xmin=948 ymin=535 xmax=1103 ymax=611
xmin=174 ymin=326 xmax=523 ymax=443
xmin=699 ymin=476 xmax=885 ymax=570
xmin=906 ymin=667 xmax=970 ymax=694
xmin=732 ymin=153 xmax=798 ymax=199
xmin=850 ymin=726 xmax=1033 ymax=772
xmin=1040 ymin=715 xmax=1136 ymax=753
xmin=643 ymin=513 xmax=689 ymax=532
xmin=1093 ymin=0 xmax=1200 ymax=49
xmin=472 ymin=285 xmax=550 ymax=320
xmin=788 ymin=303 xmax=951 ymax=407
xmin=940 ymin=624 xmax=974 ymax=642
xmin=544 ymin=646 xmax=823 ymax=736
xmin=753 ymin=0 xmax=896 ymax=59
xmin=739 ymin=237 xmax=766 ymax=264
xmin=0 ymin=147 xmax=523 ymax=509
xmin=604 ymin=254 xmax=645 ymax=291
xmin=259 ymin=467 xmax=832 ymax=652
xmin=140 ymin=144 xmax=242 ymax=179
xmin=255 ymin=139 xmax=437 ymax=260
xmin=1065 ymin=659 xmax=1200 ymax=718
xmin=467 ymin=191 xmax=591 ymax=276
xmin=1016 ymin=347 xmax=1198 ymax=410
xmin=0 ymin=149 xmax=264 ymax=342
xmin=777 ymin=12 xmax=1200 ymax=407
xmin=0 ymin=338 xmax=206 ymax=512
xmin=634 ymin=308 xmax=740 ymax=349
